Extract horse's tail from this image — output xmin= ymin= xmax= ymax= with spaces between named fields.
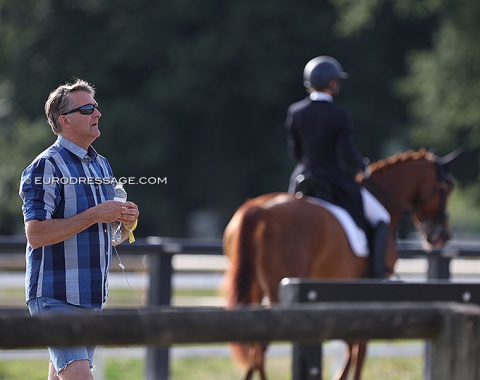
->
xmin=222 ymin=205 xmax=266 ymax=368
xmin=223 ymin=205 xmax=265 ymax=307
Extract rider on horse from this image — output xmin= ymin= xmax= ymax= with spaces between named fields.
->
xmin=285 ymin=55 xmax=390 ymax=278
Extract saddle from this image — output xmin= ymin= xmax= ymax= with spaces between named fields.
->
xmin=295 ymin=174 xmax=389 ymax=277
xmin=295 ymin=173 xmax=369 ymax=237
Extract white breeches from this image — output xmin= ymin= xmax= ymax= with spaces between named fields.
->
xmin=361 ymin=188 xmax=390 ymax=226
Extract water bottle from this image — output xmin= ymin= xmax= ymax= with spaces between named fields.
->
xmin=112 ymin=183 xmax=127 ymax=242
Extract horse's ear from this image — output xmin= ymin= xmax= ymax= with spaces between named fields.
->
xmin=440 ymin=146 xmax=464 ymax=166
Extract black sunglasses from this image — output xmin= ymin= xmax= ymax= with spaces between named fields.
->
xmin=61 ymin=103 xmax=99 ymax=115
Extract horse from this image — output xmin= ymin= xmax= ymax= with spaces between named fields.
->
xmin=221 ymin=148 xmax=460 ymax=380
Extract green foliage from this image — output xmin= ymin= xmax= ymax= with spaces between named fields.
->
xmin=448 ymin=182 xmax=480 ymax=233
xmin=332 ymin=0 xmax=480 ymax=232
xmin=0 ymin=118 xmax=52 ymax=234
xmin=401 ymin=4 xmax=480 ymax=151
xmin=392 ymin=0 xmax=480 ymax=198
xmin=0 ymin=0 xmax=348 ymax=236
xmin=1 ymin=0 xmax=480 ymax=236
xmin=331 ymin=0 xmax=384 ymax=36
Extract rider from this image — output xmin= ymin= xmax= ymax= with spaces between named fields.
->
xmin=285 ymin=55 xmax=390 ymax=278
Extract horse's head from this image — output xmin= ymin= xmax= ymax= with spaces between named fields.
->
xmin=366 ymin=148 xmax=461 ymax=251
xmin=408 ymin=149 xmax=462 ymax=250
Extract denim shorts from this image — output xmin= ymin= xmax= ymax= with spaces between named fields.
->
xmin=27 ymin=297 xmax=100 ymax=375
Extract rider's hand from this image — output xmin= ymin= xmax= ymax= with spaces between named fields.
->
xmin=362 ymin=157 xmax=372 ymax=179
xmin=363 ymin=165 xmax=372 ymax=179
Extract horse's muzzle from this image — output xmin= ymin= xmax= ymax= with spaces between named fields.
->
xmin=426 ymin=224 xmax=452 ymax=248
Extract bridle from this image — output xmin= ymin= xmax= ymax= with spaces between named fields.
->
xmin=411 ymin=159 xmax=453 ymax=245
xmin=363 ymin=157 xmax=453 ymax=245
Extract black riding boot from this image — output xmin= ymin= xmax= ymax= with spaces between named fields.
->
xmin=369 ymin=221 xmax=389 ymax=278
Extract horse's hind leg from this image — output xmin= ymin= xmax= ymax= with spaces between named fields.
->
xmin=334 ymin=341 xmax=367 ymax=380
xmin=333 ymin=341 xmax=355 ymax=380
xmin=352 ymin=341 xmax=367 ymax=380
xmin=259 ymin=366 xmax=267 ymax=380
xmin=243 ymin=343 xmax=268 ymax=380
xmin=243 ymin=366 xmax=267 ymax=380
xmin=244 ymin=368 xmax=254 ymax=380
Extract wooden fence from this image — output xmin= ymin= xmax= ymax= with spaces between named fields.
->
xmin=0 ymin=302 xmax=480 ymax=380
xmin=280 ymin=279 xmax=480 ymax=380
xmin=2 ymin=235 xmax=480 ymax=379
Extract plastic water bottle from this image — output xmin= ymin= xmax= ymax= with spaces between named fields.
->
xmin=112 ymin=183 xmax=127 ymax=242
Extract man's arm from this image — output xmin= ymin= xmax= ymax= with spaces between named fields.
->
xmin=25 ymin=200 xmax=130 ymax=249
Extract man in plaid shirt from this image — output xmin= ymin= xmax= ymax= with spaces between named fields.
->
xmin=19 ymin=79 xmax=139 ymax=380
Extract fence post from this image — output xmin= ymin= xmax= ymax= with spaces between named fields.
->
xmin=424 ymin=252 xmax=451 ymax=378
xmin=146 ymin=252 xmax=173 ymax=380
xmin=279 ymin=280 xmax=322 ymax=380
xmin=291 ymin=344 xmax=322 ymax=380
xmin=427 ymin=254 xmax=451 ymax=280
xmin=428 ymin=304 xmax=480 ymax=380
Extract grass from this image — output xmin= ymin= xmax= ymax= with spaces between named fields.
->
xmin=0 ymin=288 xmax=26 ymax=306
xmin=0 ymin=359 xmax=47 ymax=380
xmin=0 ymin=350 xmax=423 ymax=379
xmin=360 ymin=355 xmax=423 ymax=380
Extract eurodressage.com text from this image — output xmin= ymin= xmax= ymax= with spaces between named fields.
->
xmin=33 ymin=176 xmax=168 ymax=186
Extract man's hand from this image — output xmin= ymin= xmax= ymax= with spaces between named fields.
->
xmin=25 ymin=200 xmax=139 ymax=249
xmin=115 ymin=201 xmax=140 ymax=229
xmin=93 ymin=200 xmax=133 ymax=224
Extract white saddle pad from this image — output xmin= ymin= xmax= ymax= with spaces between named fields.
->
xmin=306 ymin=197 xmax=369 ymax=257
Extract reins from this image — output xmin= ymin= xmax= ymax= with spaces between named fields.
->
xmin=361 ymin=176 xmax=411 ymax=217
xmin=411 ymin=159 xmax=452 ymax=243
xmin=362 ymin=156 xmax=452 ymax=244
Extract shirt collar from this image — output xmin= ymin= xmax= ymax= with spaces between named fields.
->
xmin=309 ymin=91 xmax=333 ymax=102
xmin=57 ymin=135 xmax=98 ymax=162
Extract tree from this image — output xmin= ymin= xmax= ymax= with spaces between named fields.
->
xmin=0 ymin=0 xmax=442 ymax=236
xmin=0 ymin=0 xmax=346 ymax=236
xmin=333 ymin=0 xmax=480 ymax=232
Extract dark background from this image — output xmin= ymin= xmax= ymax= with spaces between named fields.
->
xmin=1 ymin=0 xmax=479 ymax=238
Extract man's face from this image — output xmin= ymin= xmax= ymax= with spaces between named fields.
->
xmin=62 ymin=91 xmax=102 ymax=147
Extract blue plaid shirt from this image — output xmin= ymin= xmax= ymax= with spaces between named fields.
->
xmin=19 ymin=136 xmax=115 ymax=308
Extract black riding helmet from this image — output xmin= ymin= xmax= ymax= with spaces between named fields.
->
xmin=303 ymin=56 xmax=348 ymax=90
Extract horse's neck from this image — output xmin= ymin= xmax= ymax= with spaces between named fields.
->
xmin=369 ymin=160 xmax=430 ymax=224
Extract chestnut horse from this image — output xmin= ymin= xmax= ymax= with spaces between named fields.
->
xmin=222 ymin=149 xmax=459 ymax=380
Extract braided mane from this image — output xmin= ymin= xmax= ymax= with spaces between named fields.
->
xmin=356 ymin=148 xmax=435 ymax=182
xmin=370 ymin=148 xmax=434 ymax=173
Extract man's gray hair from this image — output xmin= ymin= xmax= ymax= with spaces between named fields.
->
xmin=45 ymin=78 xmax=95 ymax=135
